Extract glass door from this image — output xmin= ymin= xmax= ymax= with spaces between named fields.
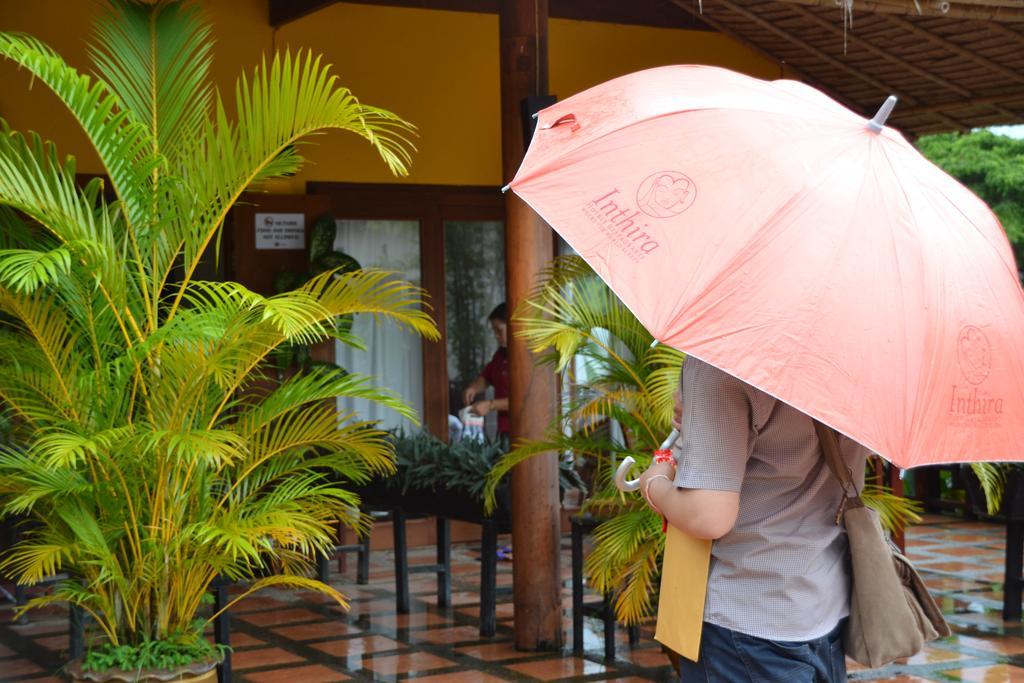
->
xmin=444 ymin=220 xmax=505 ymax=440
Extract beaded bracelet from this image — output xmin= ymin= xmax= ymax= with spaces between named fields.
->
xmin=653 ymin=449 xmax=674 ymax=464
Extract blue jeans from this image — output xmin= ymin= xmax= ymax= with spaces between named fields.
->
xmin=679 ymin=621 xmax=847 ymax=682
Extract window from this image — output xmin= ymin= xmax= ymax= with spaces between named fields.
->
xmin=309 ymin=183 xmax=505 ymax=439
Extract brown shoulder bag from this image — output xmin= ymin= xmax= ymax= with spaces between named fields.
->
xmin=814 ymin=421 xmax=951 ymax=668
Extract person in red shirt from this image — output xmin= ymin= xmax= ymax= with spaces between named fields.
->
xmin=462 ymin=303 xmax=509 ymax=439
xmin=462 ymin=303 xmax=511 ymax=559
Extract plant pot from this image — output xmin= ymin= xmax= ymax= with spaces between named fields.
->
xmin=66 ymin=659 xmax=218 ymax=682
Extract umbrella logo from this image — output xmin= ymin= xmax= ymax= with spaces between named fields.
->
xmin=958 ymin=325 xmax=992 ymax=385
xmin=636 ymin=171 xmax=697 ymax=218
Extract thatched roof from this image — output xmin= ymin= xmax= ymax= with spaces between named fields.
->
xmin=670 ymin=0 xmax=1024 ymax=136
xmin=272 ymin=0 xmax=1024 ymax=136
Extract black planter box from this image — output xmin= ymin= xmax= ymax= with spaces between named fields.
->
xmin=354 ymin=481 xmax=512 ymax=531
xmin=401 ymin=486 xmax=512 ymax=529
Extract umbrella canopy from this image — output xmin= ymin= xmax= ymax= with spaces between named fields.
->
xmin=508 ymin=65 xmax=1024 ymax=469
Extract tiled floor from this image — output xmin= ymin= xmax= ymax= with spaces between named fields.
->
xmin=3 ymin=514 xmax=1024 ymax=681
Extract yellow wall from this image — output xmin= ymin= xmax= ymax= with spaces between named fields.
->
xmin=0 ymin=0 xmax=272 ymax=177
xmin=551 ymin=18 xmax=787 ymax=101
xmin=277 ymin=3 xmax=501 ymax=188
xmin=0 ymin=1 xmax=781 ymax=190
xmin=0 ymin=1 xmax=102 ymax=173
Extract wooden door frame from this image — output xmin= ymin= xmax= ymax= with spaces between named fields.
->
xmin=307 ymin=182 xmax=505 ymax=439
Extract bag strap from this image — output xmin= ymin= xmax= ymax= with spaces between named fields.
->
xmin=812 ymin=420 xmax=860 ymax=523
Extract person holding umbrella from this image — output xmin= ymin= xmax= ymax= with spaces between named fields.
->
xmin=505 ymin=65 xmax=1024 ymax=680
xmin=638 ymin=356 xmax=868 ymax=680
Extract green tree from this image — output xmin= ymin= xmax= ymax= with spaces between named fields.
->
xmin=917 ymin=130 xmax=1024 ymax=268
xmin=0 ymin=0 xmax=436 ymax=670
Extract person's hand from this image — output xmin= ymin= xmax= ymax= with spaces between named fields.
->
xmin=638 ymin=460 xmax=675 ymax=513
xmin=471 ymin=399 xmax=493 ymax=417
xmin=671 ymin=387 xmax=683 ymax=432
xmin=463 ymin=386 xmax=478 ymax=406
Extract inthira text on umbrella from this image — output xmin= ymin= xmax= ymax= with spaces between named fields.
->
xmin=949 ymin=385 xmax=1004 ymax=416
xmin=584 ymin=189 xmax=661 ymax=259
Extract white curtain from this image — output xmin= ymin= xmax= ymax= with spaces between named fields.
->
xmin=333 ymin=219 xmax=423 ymax=432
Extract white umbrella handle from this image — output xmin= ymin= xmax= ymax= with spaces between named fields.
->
xmin=613 ymin=429 xmax=680 ymax=492
xmin=613 ymin=456 xmax=642 ymax=491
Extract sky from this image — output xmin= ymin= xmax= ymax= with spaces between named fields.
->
xmin=989 ymin=125 xmax=1024 ymax=139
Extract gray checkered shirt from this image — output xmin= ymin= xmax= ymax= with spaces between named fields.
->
xmin=672 ymin=356 xmax=868 ymax=641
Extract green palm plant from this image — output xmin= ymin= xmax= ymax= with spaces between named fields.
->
xmin=485 ymin=255 xmax=923 ymax=625
xmin=0 ymin=0 xmax=435 ymax=671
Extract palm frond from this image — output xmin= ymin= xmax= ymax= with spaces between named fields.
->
xmin=299 ymin=268 xmax=439 ymax=340
xmin=90 ymin=0 xmax=213 ymax=163
xmin=643 ymin=346 xmax=686 ymax=426
xmin=31 ymin=429 xmax=106 ymax=469
xmin=585 ymin=510 xmax=662 ymax=591
xmin=0 ymin=125 xmax=131 ymax=308
xmin=0 ymin=289 xmax=87 ymax=416
xmin=0 ymin=539 xmax=69 ymax=585
xmin=168 ymin=50 xmax=416 ymax=299
xmin=861 ymin=483 xmax=924 ymax=534
xmin=233 ymin=365 xmax=418 ymax=436
xmin=150 ymin=428 xmax=247 ymax=469
xmin=0 ymin=246 xmax=75 ymax=293
xmin=206 ymin=575 xmax=348 ymax=625
xmin=0 ymin=206 xmax=45 ymax=249
xmin=0 ymin=31 xmax=156 ymax=232
xmin=612 ymin=536 xmax=662 ymax=625
xmin=970 ymin=463 xmax=1006 ymax=516
xmin=0 ymin=452 xmax=92 ymax=516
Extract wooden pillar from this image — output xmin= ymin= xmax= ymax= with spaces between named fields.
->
xmin=499 ymin=0 xmax=562 ymax=651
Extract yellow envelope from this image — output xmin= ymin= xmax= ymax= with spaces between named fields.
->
xmin=654 ymin=524 xmax=712 ymax=662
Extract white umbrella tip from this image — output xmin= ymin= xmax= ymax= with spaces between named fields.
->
xmin=867 ymin=95 xmax=898 ymax=133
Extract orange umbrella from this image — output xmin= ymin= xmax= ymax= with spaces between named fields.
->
xmin=507 ymin=64 xmax=1024 ymax=468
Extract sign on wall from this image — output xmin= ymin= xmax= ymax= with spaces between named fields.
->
xmin=255 ymin=213 xmax=305 ymax=250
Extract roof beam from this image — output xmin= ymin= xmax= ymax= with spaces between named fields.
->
xmin=666 ymin=0 xmax=866 ymax=115
xmin=784 ymin=4 xmax=971 ymax=98
xmin=776 ymin=0 xmax=1024 ymax=21
xmin=901 ymin=91 xmax=1024 ymax=115
xmin=787 ymin=4 xmax=1023 ymax=123
xmin=875 ymin=0 xmax=1024 ymax=21
xmin=270 ymin=1 xmax=711 ymax=29
xmin=876 ymin=12 xmax=1024 ymax=84
xmin=985 ymin=20 xmax=1024 ymax=44
xmin=946 ymin=0 xmax=1024 ymax=8
xmin=269 ymin=1 xmax=338 ymax=27
xmin=712 ymin=0 xmax=910 ymax=99
xmin=686 ymin=0 xmax=971 ymax=129
xmin=979 ymin=25 xmax=1024 ymax=120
